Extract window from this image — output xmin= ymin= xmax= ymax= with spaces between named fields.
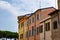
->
xmin=32 ymin=27 xmax=34 ymax=36
xmin=36 ymin=27 xmax=39 ymax=34
xmin=27 ymin=21 xmax=29 ymax=26
xmin=45 ymin=22 xmax=50 ymax=31
xmin=53 ymin=21 xmax=58 ymax=29
xmin=26 ymin=31 xmax=28 ymax=38
xmin=32 ymin=17 xmax=34 ymax=23
xmin=48 ymin=22 xmax=50 ymax=30
xmin=39 ymin=25 xmax=43 ymax=33
xmin=20 ymin=34 xmax=23 ymax=39
xmin=29 ymin=30 xmax=31 ymax=36
xmin=30 ymin=19 xmax=31 ymax=24
xmin=29 ymin=19 xmax=31 ymax=25
xmin=36 ymin=14 xmax=39 ymax=20
xmin=21 ymin=22 xmax=24 ymax=27
xmin=18 ymin=24 xmax=20 ymax=29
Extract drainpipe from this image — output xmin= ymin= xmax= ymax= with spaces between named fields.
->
xmin=27 ymin=19 xmax=29 ymax=40
xmin=51 ymin=17 xmax=53 ymax=40
xmin=23 ymin=22 xmax=24 ymax=40
xmin=28 ymin=22 xmax=29 ymax=40
xmin=34 ymin=13 xmax=36 ymax=40
xmin=44 ymin=21 xmax=45 ymax=40
xmin=58 ymin=10 xmax=60 ymax=24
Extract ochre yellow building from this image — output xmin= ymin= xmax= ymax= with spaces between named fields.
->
xmin=18 ymin=15 xmax=27 ymax=40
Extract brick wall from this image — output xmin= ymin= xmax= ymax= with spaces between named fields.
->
xmin=40 ymin=7 xmax=55 ymax=21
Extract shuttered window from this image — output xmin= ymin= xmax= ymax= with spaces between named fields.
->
xmin=45 ymin=22 xmax=50 ymax=31
xmin=20 ymin=34 xmax=23 ymax=39
xmin=53 ymin=21 xmax=58 ymax=29
xmin=36 ymin=14 xmax=39 ymax=20
xmin=21 ymin=22 xmax=24 ymax=27
xmin=39 ymin=25 xmax=43 ymax=33
xmin=26 ymin=31 xmax=28 ymax=38
xmin=36 ymin=27 xmax=39 ymax=34
xmin=32 ymin=27 xmax=34 ymax=36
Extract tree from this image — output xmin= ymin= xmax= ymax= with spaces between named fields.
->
xmin=0 ymin=30 xmax=18 ymax=40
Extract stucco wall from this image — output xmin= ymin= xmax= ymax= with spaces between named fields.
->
xmin=51 ymin=13 xmax=60 ymax=40
xmin=40 ymin=18 xmax=52 ymax=40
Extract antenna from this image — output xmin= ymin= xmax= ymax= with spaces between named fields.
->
xmin=55 ymin=0 xmax=56 ymax=9
xmin=40 ymin=0 xmax=41 ymax=9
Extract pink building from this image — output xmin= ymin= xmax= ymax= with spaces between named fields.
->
xmin=26 ymin=12 xmax=40 ymax=40
xmin=26 ymin=7 xmax=55 ymax=40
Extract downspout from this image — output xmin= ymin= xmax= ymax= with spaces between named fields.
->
xmin=50 ymin=16 xmax=53 ymax=40
xmin=44 ymin=21 xmax=45 ymax=40
xmin=58 ymin=10 xmax=60 ymax=24
xmin=23 ymin=21 xmax=24 ymax=40
xmin=27 ymin=19 xmax=29 ymax=40
xmin=23 ymin=17 xmax=25 ymax=40
xmin=34 ymin=13 xmax=36 ymax=40
xmin=28 ymin=21 xmax=29 ymax=40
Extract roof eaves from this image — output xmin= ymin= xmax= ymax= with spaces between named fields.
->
xmin=48 ymin=10 xmax=59 ymax=15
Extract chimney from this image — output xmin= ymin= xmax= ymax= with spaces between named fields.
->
xmin=58 ymin=0 xmax=60 ymax=24
xmin=58 ymin=0 xmax=60 ymax=9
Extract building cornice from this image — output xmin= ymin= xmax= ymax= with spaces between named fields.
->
xmin=40 ymin=16 xmax=51 ymax=23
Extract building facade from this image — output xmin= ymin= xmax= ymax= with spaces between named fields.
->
xmin=48 ymin=0 xmax=60 ymax=40
xmin=49 ymin=10 xmax=59 ymax=40
xmin=26 ymin=13 xmax=36 ymax=40
xmin=18 ymin=7 xmax=57 ymax=40
xmin=26 ymin=10 xmax=40 ymax=40
xmin=18 ymin=1 xmax=60 ymax=39
xmin=39 ymin=7 xmax=56 ymax=40
xmin=18 ymin=15 xmax=27 ymax=40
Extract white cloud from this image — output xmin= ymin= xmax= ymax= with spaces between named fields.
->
xmin=0 ymin=1 xmax=22 ymax=16
xmin=0 ymin=0 xmax=58 ymax=32
xmin=0 ymin=0 xmax=40 ymax=16
xmin=0 ymin=0 xmax=58 ymax=16
xmin=8 ymin=0 xmax=40 ymax=13
xmin=40 ymin=0 xmax=58 ymax=9
xmin=7 ymin=0 xmax=57 ymax=13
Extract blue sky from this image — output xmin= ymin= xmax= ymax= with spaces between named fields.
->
xmin=0 ymin=0 xmax=58 ymax=32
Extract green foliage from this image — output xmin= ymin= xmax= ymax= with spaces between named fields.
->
xmin=0 ymin=30 xmax=18 ymax=38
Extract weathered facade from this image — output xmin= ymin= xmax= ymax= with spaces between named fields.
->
xmin=39 ymin=7 xmax=56 ymax=40
xmin=18 ymin=0 xmax=60 ymax=40
xmin=48 ymin=0 xmax=60 ymax=40
xmin=26 ymin=11 xmax=40 ymax=40
xmin=18 ymin=15 xmax=27 ymax=40
xmin=18 ymin=7 xmax=57 ymax=40
xmin=49 ymin=10 xmax=59 ymax=40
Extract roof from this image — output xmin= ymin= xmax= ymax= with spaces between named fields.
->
xmin=18 ymin=7 xmax=56 ymax=20
xmin=27 ymin=7 xmax=56 ymax=18
xmin=34 ymin=7 xmax=56 ymax=13
xmin=18 ymin=13 xmax=32 ymax=21
xmin=49 ymin=10 xmax=59 ymax=15
xmin=25 ymin=13 xmax=32 ymax=17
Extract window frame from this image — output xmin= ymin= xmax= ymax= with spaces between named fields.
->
xmin=32 ymin=27 xmax=34 ymax=36
xmin=18 ymin=24 xmax=20 ymax=29
xmin=21 ymin=22 xmax=24 ymax=27
xmin=45 ymin=22 xmax=50 ymax=31
xmin=20 ymin=34 xmax=23 ymax=39
xmin=36 ymin=14 xmax=39 ymax=20
xmin=32 ymin=17 xmax=34 ymax=23
xmin=26 ymin=31 xmax=29 ymax=38
xmin=36 ymin=27 xmax=39 ymax=34
xmin=53 ymin=21 xmax=58 ymax=29
xmin=39 ymin=25 xmax=43 ymax=33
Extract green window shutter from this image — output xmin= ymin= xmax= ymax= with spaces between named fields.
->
xmin=32 ymin=27 xmax=34 ymax=36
